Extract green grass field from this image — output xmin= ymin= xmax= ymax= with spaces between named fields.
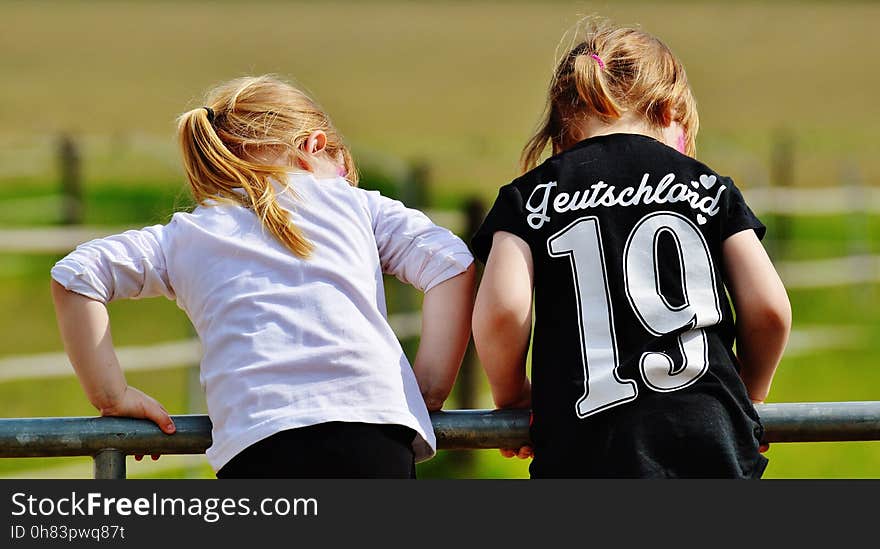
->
xmin=3 ymin=1 xmax=880 ymax=195
xmin=1 ymin=1 xmax=879 ymax=478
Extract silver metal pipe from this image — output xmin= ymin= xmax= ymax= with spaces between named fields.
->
xmin=0 ymin=415 xmax=212 ymax=458
xmin=757 ymin=401 xmax=880 ymax=443
xmin=0 ymin=402 xmax=878 ymax=460
xmin=431 ymin=409 xmax=529 ymax=450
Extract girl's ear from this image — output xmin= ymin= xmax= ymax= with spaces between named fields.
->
xmin=660 ymin=120 xmax=686 ymax=154
xmin=302 ymin=130 xmax=327 ymax=155
xmin=659 ymin=106 xmax=687 ymax=154
xmin=676 ymin=127 xmax=687 ymax=155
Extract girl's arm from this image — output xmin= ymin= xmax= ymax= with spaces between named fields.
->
xmin=367 ymin=191 xmax=475 ymax=411
xmin=723 ymin=229 xmax=791 ymax=403
xmin=472 ymin=231 xmax=534 ymax=409
xmin=412 ymin=265 xmax=476 ymax=411
xmin=50 ymin=225 xmax=178 ymax=434
xmin=51 ymin=280 xmax=176 ymax=434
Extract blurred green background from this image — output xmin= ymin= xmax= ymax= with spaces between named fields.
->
xmin=1 ymin=0 xmax=878 ymax=479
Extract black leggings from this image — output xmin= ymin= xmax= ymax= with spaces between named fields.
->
xmin=216 ymin=422 xmax=417 ymax=479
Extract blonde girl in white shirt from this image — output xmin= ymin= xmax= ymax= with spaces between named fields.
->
xmin=51 ymin=75 xmax=475 ymax=478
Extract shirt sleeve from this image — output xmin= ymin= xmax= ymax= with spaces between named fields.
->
xmin=365 ymin=191 xmax=474 ymax=292
xmin=50 ymin=225 xmax=175 ymax=304
xmin=720 ymin=177 xmax=766 ymax=241
xmin=471 ymin=183 xmax=532 ymax=264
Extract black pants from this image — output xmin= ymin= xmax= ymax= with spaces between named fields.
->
xmin=216 ymin=422 xmax=417 ymax=479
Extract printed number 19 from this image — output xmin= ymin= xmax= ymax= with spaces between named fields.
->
xmin=547 ymin=213 xmax=721 ymax=418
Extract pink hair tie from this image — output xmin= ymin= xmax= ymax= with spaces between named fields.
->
xmin=589 ymin=53 xmax=606 ymax=70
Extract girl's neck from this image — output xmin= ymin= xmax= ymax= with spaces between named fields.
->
xmin=566 ymin=112 xmax=663 ymax=149
xmin=249 ymin=147 xmax=345 ymax=181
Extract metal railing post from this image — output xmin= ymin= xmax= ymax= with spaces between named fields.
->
xmin=93 ymin=449 xmax=126 ymax=479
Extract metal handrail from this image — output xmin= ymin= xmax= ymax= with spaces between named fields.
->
xmin=2 ymin=402 xmax=879 ymax=478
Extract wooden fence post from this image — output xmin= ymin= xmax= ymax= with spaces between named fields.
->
xmin=459 ymin=197 xmax=485 ymax=413
xmin=768 ymin=129 xmax=794 ymax=260
xmin=390 ymin=161 xmax=432 ymax=359
xmin=442 ymin=196 xmax=485 ymax=472
xmin=403 ymin=160 xmax=430 ymax=208
xmin=58 ymin=133 xmax=83 ymax=225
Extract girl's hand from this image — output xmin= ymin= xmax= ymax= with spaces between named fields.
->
xmin=752 ymin=397 xmax=770 ymax=454
xmin=100 ymin=387 xmax=174 ymax=463
xmin=500 ymin=446 xmax=533 ymax=460
xmin=751 ymin=398 xmax=770 ymax=453
xmin=499 ymin=379 xmax=532 ymax=459
xmin=100 ymin=386 xmax=176 ymax=435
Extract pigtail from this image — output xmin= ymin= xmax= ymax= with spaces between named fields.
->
xmin=179 ymin=107 xmax=227 ymax=188
xmin=572 ymin=52 xmax=622 ymax=121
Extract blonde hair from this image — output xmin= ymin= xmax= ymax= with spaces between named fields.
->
xmin=521 ymin=18 xmax=699 ymax=172
xmin=177 ymin=75 xmax=357 ymax=258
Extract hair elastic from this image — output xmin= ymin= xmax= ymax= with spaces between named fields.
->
xmin=588 ymin=53 xmax=606 ymax=70
xmin=203 ymin=107 xmax=215 ymax=123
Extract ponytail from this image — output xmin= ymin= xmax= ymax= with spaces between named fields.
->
xmin=520 ymin=18 xmax=700 ymax=172
xmin=520 ymin=46 xmax=623 ymax=174
xmin=178 ymin=102 xmax=314 ymax=258
xmin=176 ymin=76 xmax=358 ymax=259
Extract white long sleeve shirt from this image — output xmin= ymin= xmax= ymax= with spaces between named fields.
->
xmin=51 ymin=173 xmax=474 ymax=471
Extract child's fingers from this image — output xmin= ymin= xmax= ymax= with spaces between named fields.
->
xmin=134 ymin=454 xmax=144 ymax=461
xmin=141 ymin=397 xmax=176 ymax=435
xmin=151 ymin=454 xmax=161 ymax=461
xmin=500 ymin=446 xmax=533 ymax=459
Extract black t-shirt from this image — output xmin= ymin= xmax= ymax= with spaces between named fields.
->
xmin=472 ymin=133 xmax=769 ymax=478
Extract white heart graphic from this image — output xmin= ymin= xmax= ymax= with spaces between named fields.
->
xmin=697 ymin=214 xmax=707 ymax=225
xmin=699 ymin=174 xmax=717 ymax=189
xmin=690 ymin=180 xmax=700 ymax=189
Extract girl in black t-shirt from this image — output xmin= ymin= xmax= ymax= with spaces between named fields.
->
xmin=472 ymin=18 xmax=791 ymax=478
